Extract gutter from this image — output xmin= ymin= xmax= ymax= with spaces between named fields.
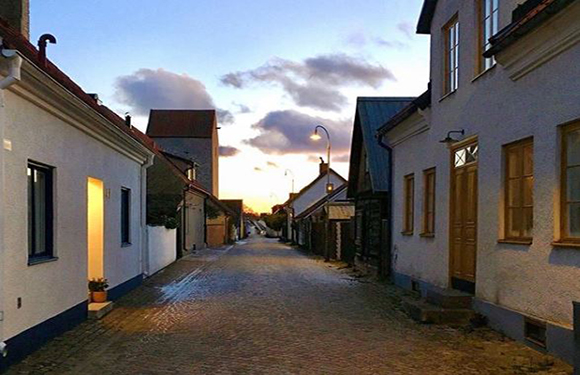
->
xmin=0 ymin=45 xmax=22 ymax=359
xmin=377 ymin=133 xmax=394 ymax=280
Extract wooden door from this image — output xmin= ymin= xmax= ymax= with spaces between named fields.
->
xmin=450 ymin=142 xmax=478 ymax=293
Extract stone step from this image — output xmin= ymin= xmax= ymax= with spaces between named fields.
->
xmin=88 ymin=301 xmax=114 ymax=320
xmin=402 ymin=297 xmax=475 ymax=326
xmin=425 ymin=286 xmax=473 ymax=309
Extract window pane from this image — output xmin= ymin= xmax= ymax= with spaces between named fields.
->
xmin=121 ymin=189 xmax=131 ymax=243
xmin=507 ymin=179 xmax=521 ymax=207
xmin=523 ymin=144 xmax=534 ymax=175
xmin=506 ymin=208 xmax=520 ymax=238
xmin=523 ymin=176 xmax=534 ymax=206
xmin=34 ymin=169 xmax=47 ymax=255
xmin=522 ymin=207 xmax=533 ymax=238
xmin=28 ymin=168 xmax=34 ymax=256
xmin=567 ymin=129 xmax=580 ymax=166
xmin=568 ymin=202 xmax=580 ymax=237
xmin=567 ymin=166 xmax=580 ymax=202
xmin=507 ymin=149 xmax=519 ymax=177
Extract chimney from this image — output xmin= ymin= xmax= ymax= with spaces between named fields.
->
xmin=319 ymin=161 xmax=329 ymax=175
xmin=0 ymin=0 xmax=30 ymax=39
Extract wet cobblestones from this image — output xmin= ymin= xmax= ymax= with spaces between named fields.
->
xmin=8 ymin=237 xmax=573 ymax=374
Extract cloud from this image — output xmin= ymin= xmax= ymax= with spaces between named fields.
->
xmin=267 ymin=161 xmax=279 ymax=168
xmin=345 ymin=32 xmax=408 ymax=50
xmin=254 ymin=167 xmax=264 ymax=172
xmin=245 ymin=110 xmax=352 ymax=155
xmin=233 ymin=103 xmax=252 ymax=114
xmin=219 ymin=146 xmax=241 ymax=157
xmin=115 ymin=68 xmax=234 ymax=124
xmin=221 ymin=54 xmax=395 ymax=111
xmin=397 ymin=22 xmax=415 ymax=39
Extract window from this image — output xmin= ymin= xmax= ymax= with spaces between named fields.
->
xmin=403 ymin=174 xmax=415 ymax=234
xmin=187 ymin=166 xmax=196 ymax=181
xmin=478 ymin=0 xmax=499 ymax=73
xmin=504 ymin=139 xmax=533 ymax=241
xmin=121 ymin=188 xmax=131 ymax=245
xmin=422 ymin=168 xmax=436 ymax=236
xmin=444 ymin=16 xmax=460 ymax=94
xmin=28 ymin=162 xmax=54 ymax=260
xmin=561 ymin=123 xmax=580 ymax=242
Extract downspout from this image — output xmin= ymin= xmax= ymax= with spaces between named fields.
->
xmin=0 ymin=45 xmax=23 ymax=359
xmin=377 ymin=133 xmax=394 ymax=281
xmin=140 ymin=154 xmax=154 ymax=277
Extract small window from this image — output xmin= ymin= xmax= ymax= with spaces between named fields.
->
xmin=504 ymin=139 xmax=533 ymax=241
xmin=403 ymin=174 xmax=415 ymax=235
xmin=121 ymin=188 xmax=131 ymax=245
xmin=478 ymin=0 xmax=499 ymax=73
xmin=187 ymin=167 xmax=196 ymax=181
xmin=422 ymin=168 xmax=436 ymax=236
xmin=561 ymin=123 xmax=580 ymax=242
xmin=28 ymin=162 xmax=54 ymax=260
xmin=524 ymin=318 xmax=546 ymax=347
xmin=444 ymin=16 xmax=460 ymax=94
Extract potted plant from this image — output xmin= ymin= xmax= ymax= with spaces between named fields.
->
xmin=88 ymin=278 xmax=109 ymax=303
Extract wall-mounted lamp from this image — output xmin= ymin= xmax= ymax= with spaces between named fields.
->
xmin=439 ymin=129 xmax=465 ymax=145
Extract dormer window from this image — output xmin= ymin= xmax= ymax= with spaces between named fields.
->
xmin=444 ymin=16 xmax=460 ymax=94
xmin=187 ymin=166 xmax=196 ymax=181
xmin=478 ymin=0 xmax=499 ymax=73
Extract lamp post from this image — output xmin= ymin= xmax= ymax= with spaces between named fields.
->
xmin=284 ymin=169 xmax=295 ymax=193
xmin=311 ymin=125 xmax=333 ymax=194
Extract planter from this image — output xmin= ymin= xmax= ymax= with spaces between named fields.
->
xmin=91 ymin=291 xmax=107 ymax=303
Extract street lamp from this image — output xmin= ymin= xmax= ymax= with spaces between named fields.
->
xmin=311 ymin=125 xmax=333 ymax=194
xmin=284 ymin=169 xmax=295 ymax=193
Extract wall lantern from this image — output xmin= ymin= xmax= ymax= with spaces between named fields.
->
xmin=439 ymin=129 xmax=465 ymax=145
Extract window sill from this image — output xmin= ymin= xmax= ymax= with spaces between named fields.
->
xmin=420 ymin=233 xmax=435 ymax=238
xmin=439 ymin=89 xmax=457 ymax=102
xmin=552 ymin=241 xmax=580 ymax=249
xmin=401 ymin=231 xmax=414 ymax=236
xmin=498 ymin=239 xmax=532 ymax=245
xmin=28 ymin=256 xmax=59 ymax=266
xmin=472 ymin=64 xmax=496 ymax=83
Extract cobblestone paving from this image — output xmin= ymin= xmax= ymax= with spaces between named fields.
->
xmin=9 ymin=236 xmax=573 ymax=374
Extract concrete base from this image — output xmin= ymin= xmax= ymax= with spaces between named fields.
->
xmin=88 ymin=302 xmax=114 ymax=320
xmin=402 ymin=297 xmax=475 ymax=326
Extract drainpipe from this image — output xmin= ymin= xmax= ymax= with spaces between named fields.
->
xmin=140 ymin=154 xmax=154 ymax=277
xmin=377 ymin=133 xmax=394 ymax=280
xmin=0 ymin=45 xmax=22 ymax=359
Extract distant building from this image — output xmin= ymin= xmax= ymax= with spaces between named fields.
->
xmin=283 ymin=161 xmax=347 ymax=245
xmin=221 ymin=199 xmax=246 ymax=240
xmin=146 ymin=110 xmax=219 ymax=196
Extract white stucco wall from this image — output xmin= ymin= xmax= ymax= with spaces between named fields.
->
xmin=388 ymin=0 xmax=580 ymax=329
xmin=2 ymin=86 xmax=148 ymax=339
xmin=147 ymin=226 xmax=177 ymax=275
xmin=292 ymin=173 xmax=346 ymax=216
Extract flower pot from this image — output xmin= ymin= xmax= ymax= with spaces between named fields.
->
xmin=91 ymin=291 xmax=107 ymax=303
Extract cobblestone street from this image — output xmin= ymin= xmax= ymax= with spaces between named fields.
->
xmin=9 ymin=236 xmax=573 ymax=375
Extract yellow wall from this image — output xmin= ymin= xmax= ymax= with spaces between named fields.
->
xmin=87 ymin=177 xmax=104 ymax=280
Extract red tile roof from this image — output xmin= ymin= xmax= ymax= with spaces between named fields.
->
xmin=146 ymin=109 xmax=216 ymax=138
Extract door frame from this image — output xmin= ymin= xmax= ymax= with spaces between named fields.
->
xmin=448 ymin=136 xmax=478 ymax=293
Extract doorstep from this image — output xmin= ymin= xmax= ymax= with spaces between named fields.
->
xmin=88 ymin=301 xmax=114 ymax=320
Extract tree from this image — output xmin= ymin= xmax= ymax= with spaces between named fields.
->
xmin=263 ymin=212 xmax=287 ymax=232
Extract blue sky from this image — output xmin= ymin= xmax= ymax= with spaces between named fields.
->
xmin=31 ymin=0 xmax=430 ymax=212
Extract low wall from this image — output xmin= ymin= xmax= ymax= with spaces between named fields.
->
xmin=147 ymin=226 xmax=177 ymax=275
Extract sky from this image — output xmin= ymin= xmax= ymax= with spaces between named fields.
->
xmin=31 ymin=0 xmax=430 ymax=213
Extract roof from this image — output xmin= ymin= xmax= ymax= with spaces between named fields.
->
xmin=326 ymin=204 xmax=355 ymax=220
xmin=377 ymin=88 xmax=432 ymax=136
xmin=294 ymin=183 xmax=349 ymax=220
xmin=347 ymin=97 xmax=414 ymax=195
xmin=0 ymin=18 xmax=153 ymax=157
xmin=417 ymin=0 xmax=438 ymax=34
xmin=221 ymin=200 xmax=244 ymax=218
xmin=146 ymin=110 xmax=216 ymax=138
xmin=283 ymin=168 xmax=347 ymax=207
xmin=0 ymin=18 xmax=230 ymax=213
xmin=485 ymin=0 xmax=575 ymax=57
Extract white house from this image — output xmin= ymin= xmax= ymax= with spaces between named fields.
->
xmin=0 ymin=4 xmax=156 ymax=369
xmin=283 ymin=161 xmax=346 ymax=245
xmin=379 ymin=0 xmax=580 ymax=364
